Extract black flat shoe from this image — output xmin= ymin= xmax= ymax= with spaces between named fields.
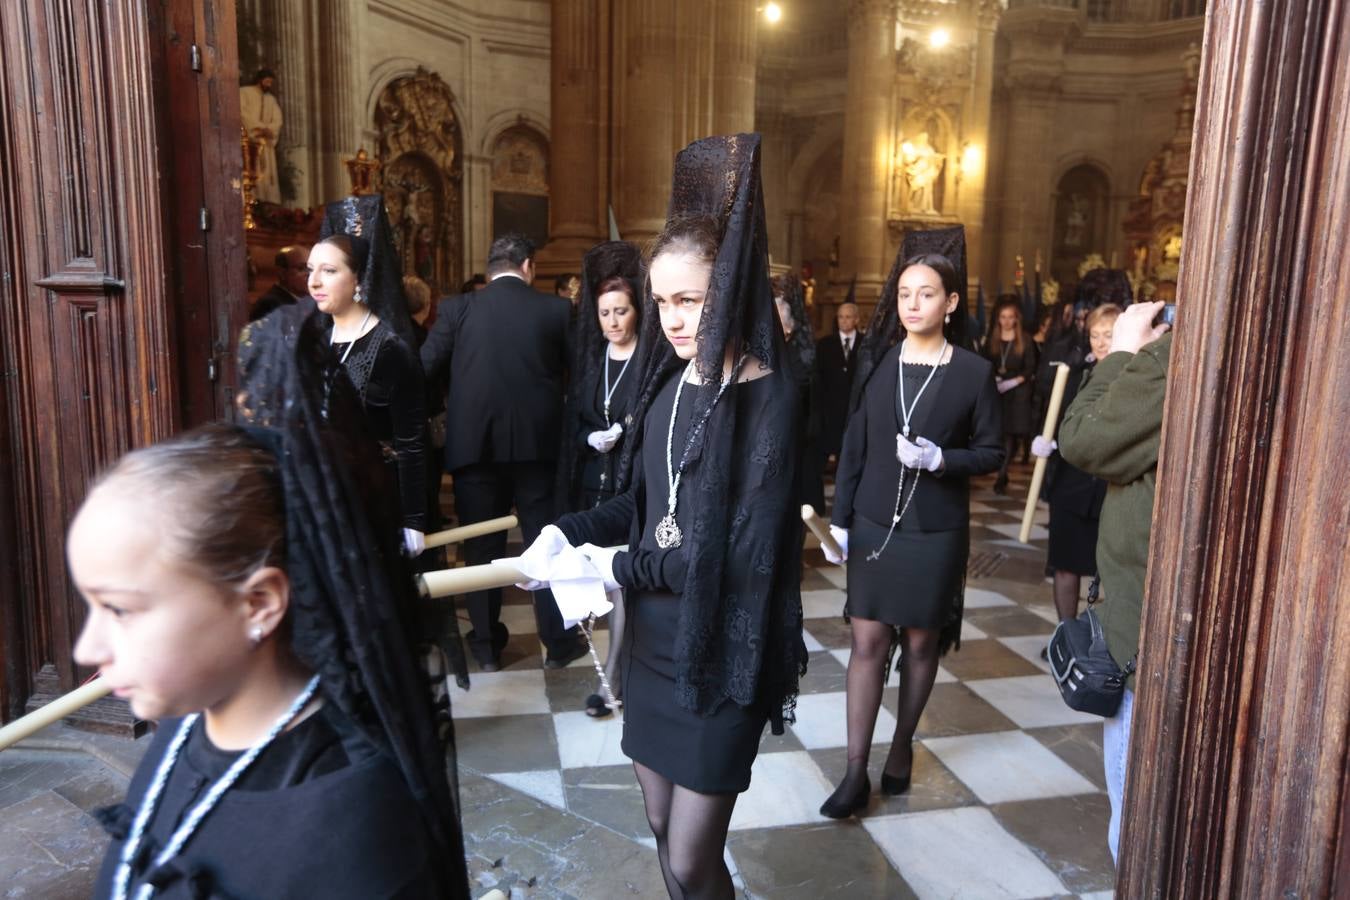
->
xmin=881 ymin=771 xmax=911 ymax=795
xmin=819 ymin=776 xmax=870 ymax=819
xmin=544 ymin=640 xmax=589 ymax=670
xmin=583 ymin=693 xmax=612 ymax=718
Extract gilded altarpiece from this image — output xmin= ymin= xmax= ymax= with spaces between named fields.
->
xmin=375 ymin=69 xmax=463 ymax=294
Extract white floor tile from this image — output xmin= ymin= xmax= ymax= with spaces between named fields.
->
xmin=788 ymin=691 xmax=896 ymax=750
xmin=1028 ymin=604 xmax=1061 ymax=625
xmin=964 ymin=587 xmax=1016 ymax=608
xmin=988 ymin=522 xmax=1049 ymax=541
xmin=960 ymin=622 xmax=989 ymax=642
xmin=969 ymin=501 xmax=999 ymax=514
xmin=565 ymin=628 xmax=610 ymax=669
xmin=923 ymin=730 xmax=1098 ymax=804
xmin=819 ymin=566 xmax=848 ymax=590
xmin=997 ymin=635 xmax=1055 ymax=675
xmin=1079 ymin=892 xmax=1114 ymax=900
xmin=965 ymin=675 xmax=1101 ymax=728
xmin=728 ymin=751 xmax=836 ymax=831
xmin=553 ymin=710 xmax=630 ymax=769
xmin=865 ymin=806 xmax=1067 ymax=899
xmin=498 ymin=603 xmax=539 ymax=635
xmin=451 ymin=669 xmax=549 ymax=718
xmin=828 ymin=647 xmax=956 ymax=683
xmin=801 ymin=589 xmax=846 ymax=620
xmin=802 ymin=629 xmax=826 ymax=652
xmin=488 ymin=769 xmax=565 ymax=810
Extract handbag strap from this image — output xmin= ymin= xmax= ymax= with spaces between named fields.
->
xmin=1086 ymin=575 xmax=1102 ymax=606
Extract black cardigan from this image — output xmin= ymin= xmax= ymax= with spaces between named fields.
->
xmin=833 ymin=344 xmax=1004 ymax=532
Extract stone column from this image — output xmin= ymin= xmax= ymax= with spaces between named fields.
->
xmin=838 ymin=0 xmax=896 ymax=301
xmin=991 ymin=7 xmax=1077 ymax=287
xmin=273 ymin=0 xmax=313 ymax=207
xmin=536 ymin=0 xmax=609 ymax=275
xmin=672 ymin=0 xmax=715 ymax=150
xmin=315 ymin=0 xmax=361 ymax=203
xmin=712 ymin=0 xmax=758 ymax=135
xmin=959 ymin=2 xmax=1002 ymax=288
xmin=613 ymin=0 xmax=678 ymax=243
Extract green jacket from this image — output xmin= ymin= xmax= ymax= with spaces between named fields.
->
xmin=1058 ymin=333 xmax=1171 ymax=688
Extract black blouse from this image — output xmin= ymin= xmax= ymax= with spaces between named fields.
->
xmin=330 ymin=321 xmax=428 ymax=531
xmin=576 ymin=348 xmax=640 ymax=500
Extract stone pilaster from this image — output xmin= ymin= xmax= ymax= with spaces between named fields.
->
xmin=273 ymin=0 xmax=313 ymax=207
xmin=612 ymin=0 xmax=678 ymax=244
xmin=315 ymin=0 xmax=361 ymax=202
xmin=712 ymin=0 xmax=758 ymax=136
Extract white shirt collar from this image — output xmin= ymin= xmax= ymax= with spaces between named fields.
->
xmin=490 ymin=271 xmax=525 ymax=283
xmin=840 ymin=330 xmax=857 ymax=343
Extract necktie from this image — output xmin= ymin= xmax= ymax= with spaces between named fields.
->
xmin=843 ymin=336 xmax=851 ymax=354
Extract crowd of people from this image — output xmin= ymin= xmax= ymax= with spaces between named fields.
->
xmin=67 ymin=131 xmax=1171 ymax=898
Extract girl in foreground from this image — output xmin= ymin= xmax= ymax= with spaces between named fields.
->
xmin=534 ymin=134 xmax=807 ymax=899
xmin=75 ymin=307 xmax=467 ymax=899
xmin=820 ymin=228 xmax=1003 ymax=817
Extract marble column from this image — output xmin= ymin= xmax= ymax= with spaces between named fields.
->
xmin=272 ymin=0 xmax=313 ymax=208
xmin=536 ymin=0 xmax=609 ymax=275
xmin=958 ymin=2 xmax=1002 ymax=288
xmin=712 ymin=0 xmax=758 ymax=136
xmin=613 ymin=0 xmax=678 ymax=243
xmin=838 ymin=0 xmax=896 ymax=301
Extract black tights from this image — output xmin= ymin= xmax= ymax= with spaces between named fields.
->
xmin=1053 ymin=570 xmax=1083 ymax=623
xmin=822 ymin=619 xmax=941 ymax=803
xmin=633 ymin=762 xmax=737 ymax=900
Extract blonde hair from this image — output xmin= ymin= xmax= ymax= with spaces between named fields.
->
xmin=1086 ymin=303 xmax=1122 ymax=331
xmin=402 ymin=275 xmax=432 ymax=317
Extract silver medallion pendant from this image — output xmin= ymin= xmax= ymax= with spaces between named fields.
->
xmin=655 ymin=514 xmax=683 ymax=549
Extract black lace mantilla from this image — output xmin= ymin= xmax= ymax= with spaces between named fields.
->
xmin=623 ymin=134 xmax=808 ymax=730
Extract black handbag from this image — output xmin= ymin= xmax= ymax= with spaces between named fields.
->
xmin=1047 ymin=578 xmax=1136 ymax=718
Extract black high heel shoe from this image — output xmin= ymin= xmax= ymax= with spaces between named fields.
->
xmin=880 ymin=771 xmax=911 ymax=795
xmin=819 ymin=775 xmax=871 ymax=819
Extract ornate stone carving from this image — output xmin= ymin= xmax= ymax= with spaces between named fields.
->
xmin=374 ymin=68 xmax=463 ymax=293
xmin=899 ymin=132 xmax=942 ymax=215
xmin=491 ymin=127 xmax=549 ymax=196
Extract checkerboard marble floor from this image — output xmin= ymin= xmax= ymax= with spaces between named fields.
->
xmin=450 ymin=463 xmax=1118 ymax=899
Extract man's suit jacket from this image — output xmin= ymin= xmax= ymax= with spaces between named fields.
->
xmin=421 ymin=275 xmax=571 ymax=472
xmin=249 ymin=284 xmax=299 ymax=322
xmin=814 ymin=332 xmax=859 ymax=455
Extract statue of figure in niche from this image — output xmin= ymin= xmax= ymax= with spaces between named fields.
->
xmin=1064 ymin=194 xmax=1089 ymax=248
xmin=902 ymin=132 xmax=942 ymax=215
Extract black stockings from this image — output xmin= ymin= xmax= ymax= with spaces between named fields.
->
xmin=633 ymin=761 xmax=737 ymax=900
xmin=823 ymin=619 xmax=941 ymax=806
xmin=1052 ymin=570 xmax=1082 ymax=623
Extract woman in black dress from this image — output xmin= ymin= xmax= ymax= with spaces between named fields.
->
xmin=312 ymin=197 xmax=428 ymax=557
xmin=556 ymin=240 xmax=645 ymax=717
xmin=537 ymin=134 xmax=806 ymax=899
xmin=819 ymin=226 xmax=1004 ymax=818
xmin=1031 ymin=303 xmax=1120 ymax=622
xmin=76 ymin=305 xmax=467 ymax=899
xmin=985 ymin=297 xmax=1037 ymax=493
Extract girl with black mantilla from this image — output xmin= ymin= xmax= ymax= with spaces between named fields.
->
xmin=555 ymin=240 xmax=646 ymax=717
xmin=531 ymin=134 xmax=807 ymax=899
xmin=77 ymin=304 xmax=468 ymax=898
xmin=819 ymin=226 xmax=1004 ymax=818
xmin=985 ymin=295 xmax=1038 ymax=493
xmin=312 ymin=196 xmax=429 ymax=557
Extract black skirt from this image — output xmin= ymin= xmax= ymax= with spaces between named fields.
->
xmin=1047 ymin=502 xmax=1099 ymax=576
xmin=620 ymin=589 xmax=768 ymax=794
xmin=846 ymin=514 xmax=968 ymax=629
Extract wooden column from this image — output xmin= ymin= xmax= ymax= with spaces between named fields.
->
xmin=1119 ymin=0 xmax=1350 ymax=895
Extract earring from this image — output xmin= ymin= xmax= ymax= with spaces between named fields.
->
xmin=944 ymin=313 xmax=951 ymax=324
xmin=354 ymin=285 xmax=364 ymax=305
xmin=249 ymin=626 xmax=264 ymax=646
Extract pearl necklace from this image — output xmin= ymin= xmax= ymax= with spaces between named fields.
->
xmin=602 ymin=345 xmax=633 ymax=427
xmin=112 ymin=675 xmax=322 ymax=900
xmin=655 ymin=355 xmax=744 ymax=549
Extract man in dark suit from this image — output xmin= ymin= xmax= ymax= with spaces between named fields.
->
xmin=421 ymin=233 xmax=582 ymax=670
xmin=805 ymin=301 xmax=861 ymax=511
xmin=248 ymin=245 xmax=309 ymax=321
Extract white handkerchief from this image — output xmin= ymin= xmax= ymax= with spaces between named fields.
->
xmin=495 ymin=542 xmax=615 ymax=629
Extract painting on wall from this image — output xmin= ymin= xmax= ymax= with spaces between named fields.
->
xmin=490 ymin=125 xmax=549 ymax=246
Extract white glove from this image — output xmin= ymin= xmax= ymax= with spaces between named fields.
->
xmin=586 ymin=422 xmax=623 ymax=453
xmin=996 ymin=377 xmax=1019 ymax=394
xmin=914 ymin=437 xmax=944 ymax=473
xmin=402 ymin=528 xmax=425 ymax=557
xmin=896 ymin=434 xmax=926 ymax=469
xmin=1031 ymin=436 xmax=1058 ymax=458
xmin=578 ymin=543 xmax=622 ymax=592
xmin=516 ymin=524 xmax=570 ymax=590
xmin=823 ymin=525 xmax=849 ymax=566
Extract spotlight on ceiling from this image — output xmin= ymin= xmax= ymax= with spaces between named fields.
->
xmin=930 ymin=28 xmax=950 ymax=49
xmin=763 ymin=2 xmax=783 ymax=24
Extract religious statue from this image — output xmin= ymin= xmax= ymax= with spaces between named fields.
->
xmin=800 ymin=263 xmax=817 ymax=308
xmin=1064 ymin=195 xmax=1089 ymax=248
xmin=239 ymin=69 xmax=282 ymax=204
xmin=901 ymin=132 xmax=942 ymax=216
xmin=344 ymin=148 xmax=380 ymax=196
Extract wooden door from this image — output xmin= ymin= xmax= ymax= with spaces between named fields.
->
xmin=0 ymin=0 xmax=243 ymax=725
xmin=1118 ymin=0 xmax=1350 ymax=895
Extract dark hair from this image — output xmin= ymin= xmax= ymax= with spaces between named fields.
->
xmin=554 ymin=273 xmax=579 ymax=295
xmin=253 ymin=68 xmax=277 ymax=84
xmin=486 ymin=233 xmax=535 ymax=276
xmin=92 ymin=425 xmax=285 ymax=585
xmin=898 ymin=253 xmax=962 ymax=301
xmin=596 ymin=275 xmax=635 ymax=300
xmin=649 ymin=214 xmax=721 ymax=268
xmin=317 ymin=233 xmax=369 ymax=278
xmin=459 ymin=274 xmax=487 ymax=293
